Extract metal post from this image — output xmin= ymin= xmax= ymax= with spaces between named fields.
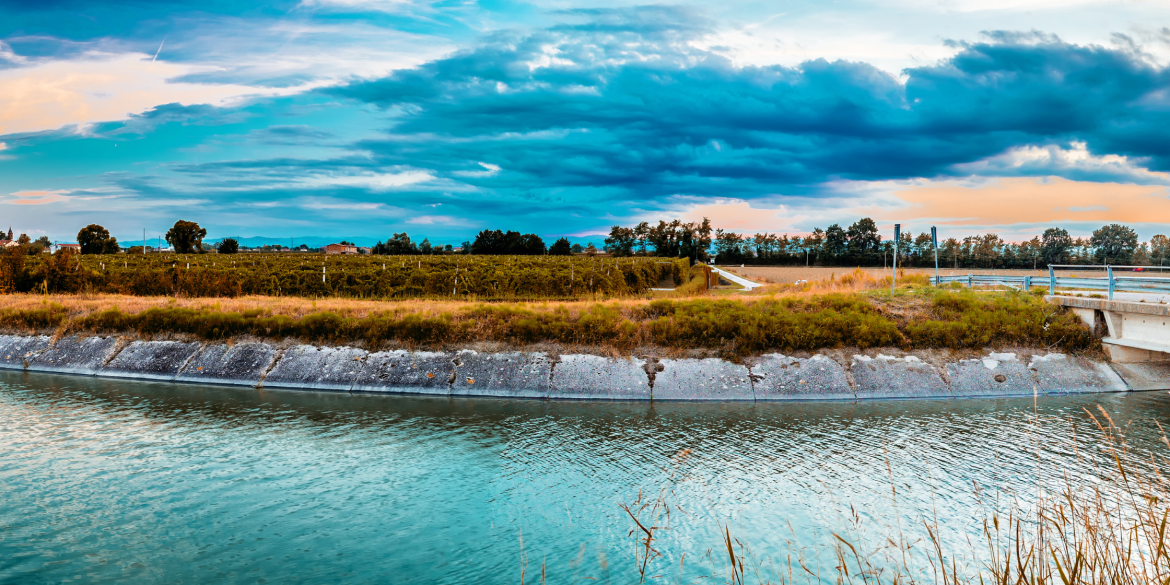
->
xmin=892 ymin=224 xmax=900 ymax=294
xmin=1107 ymin=265 xmax=1114 ymax=300
xmin=968 ymin=273 xmax=972 ymax=288
xmin=1049 ymin=265 xmax=1055 ymax=295
xmin=1024 ymin=275 xmax=1031 ymax=291
xmin=931 ymin=226 xmax=939 ymax=285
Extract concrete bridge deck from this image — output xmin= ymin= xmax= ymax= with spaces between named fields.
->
xmin=1050 ymin=295 xmax=1170 ymax=390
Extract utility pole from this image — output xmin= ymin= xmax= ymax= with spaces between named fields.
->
xmin=892 ymin=224 xmax=900 ymax=294
xmin=931 ymin=226 xmax=939 ymax=285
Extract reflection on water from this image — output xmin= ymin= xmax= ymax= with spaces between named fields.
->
xmin=1 ymin=370 xmax=1168 ymax=583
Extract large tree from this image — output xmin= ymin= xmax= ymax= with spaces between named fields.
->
xmin=549 ymin=237 xmax=572 ymax=256
xmin=1149 ymin=235 xmax=1170 ymax=266
xmin=383 ymin=232 xmax=419 ymax=255
xmin=604 ymin=226 xmax=636 ymax=256
xmin=471 ymin=229 xmax=545 ymax=255
xmin=217 ymin=238 xmax=240 ymax=254
xmin=713 ymin=229 xmax=745 ymax=263
xmin=77 ymin=224 xmax=113 ymax=254
xmin=165 ymin=220 xmax=207 ymax=253
xmin=1090 ymin=224 xmax=1138 ymax=264
xmin=822 ymin=224 xmax=847 ymax=260
xmin=846 ymin=218 xmax=881 ymax=262
xmin=1040 ymin=227 xmax=1072 ymax=266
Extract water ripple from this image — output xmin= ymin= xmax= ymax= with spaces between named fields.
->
xmin=1 ymin=372 xmax=1168 ymax=583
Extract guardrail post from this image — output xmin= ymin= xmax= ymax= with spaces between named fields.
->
xmin=1024 ymin=275 xmax=1031 ymax=291
xmin=1107 ymin=265 xmax=1114 ymax=300
xmin=1049 ymin=266 xmax=1055 ymax=295
xmin=967 ymin=273 xmax=972 ymax=288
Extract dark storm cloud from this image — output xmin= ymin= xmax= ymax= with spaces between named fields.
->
xmin=329 ymin=15 xmax=1170 ymax=202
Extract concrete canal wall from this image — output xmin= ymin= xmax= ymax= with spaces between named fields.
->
xmin=0 ymin=334 xmax=1159 ymax=400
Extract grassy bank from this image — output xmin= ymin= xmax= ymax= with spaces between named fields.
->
xmin=0 ymin=286 xmax=1097 ymax=357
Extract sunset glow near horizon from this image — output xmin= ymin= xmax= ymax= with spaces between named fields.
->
xmin=2 ymin=0 xmax=1170 ymax=244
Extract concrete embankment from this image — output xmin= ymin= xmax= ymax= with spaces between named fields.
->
xmin=0 ymin=334 xmax=1156 ymax=400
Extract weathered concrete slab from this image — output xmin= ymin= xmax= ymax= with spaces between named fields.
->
xmin=852 ymin=354 xmax=950 ymax=399
xmin=652 ymin=358 xmax=754 ymax=400
xmin=750 ymin=354 xmax=854 ymax=400
xmin=947 ymin=353 xmax=1038 ymax=398
xmin=176 ymin=342 xmax=277 ymax=387
xmin=262 ymin=345 xmax=366 ymax=391
xmin=1109 ymin=362 xmax=1170 ymax=392
xmin=27 ymin=335 xmax=120 ymax=375
xmin=449 ymin=350 xmax=550 ymax=399
xmin=1029 ymin=353 xmax=1128 ymax=394
xmin=0 ymin=335 xmax=51 ymax=370
xmin=350 ymin=350 xmax=454 ymax=395
xmin=548 ymin=354 xmax=650 ymax=400
xmin=101 ymin=340 xmax=202 ymax=381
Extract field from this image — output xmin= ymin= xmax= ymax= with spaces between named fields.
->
xmin=0 ymin=251 xmax=1103 ymax=356
xmin=718 ymin=265 xmax=1148 ymax=285
xmin=0 ymin=252 xmax=693 ymax=300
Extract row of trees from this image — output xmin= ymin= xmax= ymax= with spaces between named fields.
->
xmin=63 ymin=218 xmax=1164 ymax=268
xmin=700 ymin=222 xmax=1163 ymax=268
xmin=603 ymin=219 xmax=715 ymax=262
xmin=77 ymin=221 xmax=220 ymax=255
xmin=599 ymin=218 xmax=1170 ymax=268
xmin=370 ymin=230 xmax=603 ymax=257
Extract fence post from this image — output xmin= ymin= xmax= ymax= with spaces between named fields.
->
xmin=1049 ymin=265 xmax=1055 ymax=295
xmin=1107 ymin=265 xmax=1114 ymax=300
xmin=1024 ymin=275 xmax=1031 ymax=291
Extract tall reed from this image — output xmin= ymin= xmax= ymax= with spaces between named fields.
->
xmin=618 ymin=407 xmax=1169 ymax=584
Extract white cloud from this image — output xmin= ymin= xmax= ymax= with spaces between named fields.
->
xmin=406 ymin=215 xmax=473 ymax=226
xmin=300 ymin=200 xmax=384 ymax=210
xmin=299 ymin=0 xmax=423 ymax=11
xmin=953 ymin=142 xmax=1170 ymax=184
xmin=0 ymin=20 xmax=453 ymax=136
xmin=453 ymin=162 xmax=502 ymax=178
xmin=299 ymin=171 xmax=434 ymax=190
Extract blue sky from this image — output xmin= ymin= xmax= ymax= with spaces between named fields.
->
xmin=2 ymin=0 xmax=1170 ymax=245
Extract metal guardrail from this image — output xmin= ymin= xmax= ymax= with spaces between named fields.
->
xmin=933 ymin=265 xmax=1170 ymax=300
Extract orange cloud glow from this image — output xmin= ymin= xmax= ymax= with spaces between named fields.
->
xmin=0 ymin=53 xmax=267 ymax=135
xmin=676 ymin=200 xmax=800 ymax=232
xmin=880 ymin=177 xmax=1170 ymax=225
xmin=9 ymin=190 xmax=68 ymax=205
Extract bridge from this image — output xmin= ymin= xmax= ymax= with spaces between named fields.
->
xmin=935 ymin=266 xmax=1170 ymax=388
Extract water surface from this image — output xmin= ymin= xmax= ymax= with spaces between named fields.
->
xmin=2 ymin=371 xmax=1167 ymax=583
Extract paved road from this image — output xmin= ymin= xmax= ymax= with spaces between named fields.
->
xmin=708 ymin=265 xmax=766 ymax=290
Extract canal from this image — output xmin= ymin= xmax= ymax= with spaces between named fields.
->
xmin=2 ymin=371 xmax=1167 ymax=583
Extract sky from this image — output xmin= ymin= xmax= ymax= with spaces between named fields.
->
xmin=2 ymin=0 xmax=1170 ymax=245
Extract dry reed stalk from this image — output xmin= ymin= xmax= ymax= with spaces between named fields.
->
xmin=617 ymin=407 xmax=1170 ymax=584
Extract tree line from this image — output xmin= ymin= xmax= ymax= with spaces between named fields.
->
xmin=55 ymin=218 xmax=1167 ymax=269
xmin=605 ymin=218 xmax=1167 ymax=268
xmin=371 ymin=230 xmax=604 ymax=256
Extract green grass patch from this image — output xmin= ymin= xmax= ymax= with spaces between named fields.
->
xmin=22 ymin=288 xmax=1098 ymax=355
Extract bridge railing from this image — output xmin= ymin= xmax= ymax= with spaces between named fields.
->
xmin=933 ymin=265 xmax=1170 ymax=300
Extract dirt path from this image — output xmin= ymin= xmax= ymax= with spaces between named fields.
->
xmin=716 ymin=265 xmax=1143 ymax=284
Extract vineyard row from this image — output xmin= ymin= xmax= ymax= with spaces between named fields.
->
xmin=0 ymin=252 xmax=694 ymax=299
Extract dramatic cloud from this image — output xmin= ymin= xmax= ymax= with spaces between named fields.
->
xmin=3 ymin=1 xmax=1170 ymax=241
xmin=323 ymin=16 xmax=1170 ymax=224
